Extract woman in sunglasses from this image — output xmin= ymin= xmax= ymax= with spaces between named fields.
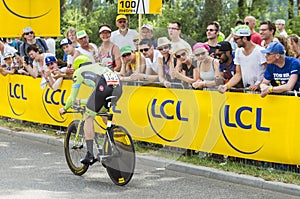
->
xmin=191 ymin=43 xmax=222 ymax=89
xmin=98 ymin=24 xmax=121 ymax=72
xmin=156 ymin=37 xmax=181 ymax=88
xmin=170 ymin=43 xmax=199 ymax=88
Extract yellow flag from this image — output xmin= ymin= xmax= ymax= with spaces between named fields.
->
xmin=0 ymin=0 xmax=60 ymax=37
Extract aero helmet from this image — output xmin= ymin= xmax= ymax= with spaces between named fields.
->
xmin=73 ymin=55 xmax=91 ymax=70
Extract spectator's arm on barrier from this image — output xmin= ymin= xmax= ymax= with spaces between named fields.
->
xmin=157 ymin=57 xmax=171 ymax=88
xmin=218 ymin=64 xmax=242 ymax=93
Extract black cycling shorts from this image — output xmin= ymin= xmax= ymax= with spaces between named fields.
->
xmin=86 ymin=75 xmax=122 ymax=112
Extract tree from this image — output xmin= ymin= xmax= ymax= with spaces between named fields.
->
xmin=81 ymin=0 xmax=94 ymax=14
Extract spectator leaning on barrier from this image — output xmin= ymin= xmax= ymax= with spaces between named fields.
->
xmin=1 ymin=52 xmax=16 ymax=75
xmin=119 ymin=45 xmax=146 ymax=82
xmin=23 ymin=44 xmax=55 ymax=78
xmin=60 ymin=38 xmax=75 ymax=69
xmin=42 ymin=55 xmax=64 ymax=91
xmin=111 ymin=15 xmax=139 ymax=51
xmin=217 ymin=41 xmax=243 ymax=88
xmin=260 ymin=42 xmax=300 ymax=97
xmin=157 ymin=37 xmax=181 ymax=88
xmin=171 ymin=42 xmax=198 ymax=88
xmin=132 ymin=38 xmax=160 ymax=82
xmin=191 ymin=43 xmax=221 ymax=89
xmin=218 ymin=25 xmax=266 ymax=93
xmin=19 ymin=26 xmax=49 ymax=66
xmin=73 ymin=30 xmax=98 ymax=64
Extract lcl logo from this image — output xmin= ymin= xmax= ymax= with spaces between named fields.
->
xmin=147 ymin=98 xmax=188 ymax=142
xmin=42 ymin=88 xmax=67 ymax=123
xmin=219 ymin=105 xmax=270 ymax=154
xmin=7 ymin=83 xmax=27 ymax=116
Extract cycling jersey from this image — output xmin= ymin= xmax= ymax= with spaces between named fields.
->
xmin=63 ymin=63 xmax=121 ymax=111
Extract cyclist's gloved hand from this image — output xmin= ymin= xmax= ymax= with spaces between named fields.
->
xmin=59 ymin=108 xmax=66 ymax=115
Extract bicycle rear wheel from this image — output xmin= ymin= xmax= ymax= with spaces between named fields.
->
xmin=103 ymin=125 xmax=135 ymax=186
xmin=64 ymin=120 xmax=89 ymax=176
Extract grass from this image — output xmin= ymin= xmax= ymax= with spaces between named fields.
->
xmin=1 ymin=117 xmax=300 ymax=186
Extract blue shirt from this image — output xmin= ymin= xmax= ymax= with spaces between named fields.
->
xmin=264 ymin=56 xmax=300 ymax=90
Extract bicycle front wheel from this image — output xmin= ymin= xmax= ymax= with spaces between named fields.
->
xmin=103 ymin=125 xmax=135 ymax=186
xmin=64 ymin=120 xmax=89 ymax=176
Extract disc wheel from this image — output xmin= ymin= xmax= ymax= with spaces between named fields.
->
xmin=64 ymin=120 xmax=89 ymax=176
xmin=103 ymin=125 xmax=135 ymax=186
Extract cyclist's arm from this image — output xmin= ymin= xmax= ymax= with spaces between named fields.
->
xmin=63 ymin=72 xmax=83 ymax=111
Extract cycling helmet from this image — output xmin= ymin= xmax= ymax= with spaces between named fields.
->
xmin=73 ymin=55 xmax=91 ymax=70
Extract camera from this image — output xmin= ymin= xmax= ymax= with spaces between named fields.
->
xmin=24 ymin=56 xmax=30 ymax=65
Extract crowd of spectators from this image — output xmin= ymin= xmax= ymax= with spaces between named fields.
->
xmin=1 ymin=15 xmax=300 ymax=96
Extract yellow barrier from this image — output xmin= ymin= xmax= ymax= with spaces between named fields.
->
xmin=1 ymin=75 xmax=300 ymax=165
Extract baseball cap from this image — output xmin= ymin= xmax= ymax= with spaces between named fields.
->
xmin=276 ymin=19 xmax=285 ymax=25
xmin=120 ymin=46 xmax=132 ymax=55
xmin=60 ymin=38 xmax=72 ymax=47
xmin=116 ymin=15 xmax=127 ymax=22
xmin=232 ymin=25 xmax=251 ymax=36
xmin=218 ymin=41 xmax=232 ymax=52
xmin=99 ymin=25 xmax=112 ymax=33
xmin=261 ymin=42 xmax=285 ymax=55
xmin=45 ymin=55 xmax=57 ymax=65
xmin=141 ymin=24 xmax=153 ymax=31
xmin=23 ymin=26 xmax=33 ymax=33
xmin=76 ymin=30 xmax=88 ymax=39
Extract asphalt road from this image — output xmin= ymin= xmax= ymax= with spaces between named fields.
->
xmin=0 ymin=132 xmax=299 ymax=199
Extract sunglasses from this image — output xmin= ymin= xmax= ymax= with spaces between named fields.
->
xmin=233 ymin=37 xmax=242 ymax=41
xmin=194 ymin=52 xmax=206 ymax=57
xmin=206 ymin=29 xmax=216 ymax=32
xmin=266 ymin=53 xmax=275 ymax=56
xmin=157 ymin=45 xmax=169 ymax=51
xmin=140 ymin=48 xmax=150 ymax=53
xmin=122 ymin=52 xmax=131 ymax=58
xmin=118 ymin=20 xmax=127 ymax=24
xmin=245 ymin=21 xmax=250 ymax=25
xmin=133 ymin=39 xmax=139 ymax=42
xmin=175 ymin=52 xmax=186 ymax=59
xmin=24 ymin=31 xmax=34 ymax=35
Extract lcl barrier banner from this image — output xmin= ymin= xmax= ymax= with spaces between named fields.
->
xmin=1 ymin=75 xmax=300 ymax=164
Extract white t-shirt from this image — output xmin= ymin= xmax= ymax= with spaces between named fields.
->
xmin=32 ymin=52 xmax=54 ymax=73
xmin=145 ymin=49 xmax=162 ymax=74
xmin=45 ymin=38 xmax=56 ymax=56
xmin=75 ymin=43 xmax=98 ymax=64
xmin=111 ymin=29 xmax=139 ymax=50
xmin=234 ymin=45 xmax=266 ymax=87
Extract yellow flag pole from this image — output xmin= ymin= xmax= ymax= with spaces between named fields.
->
xmin=137 ymin=13 xmax=142 ymax=73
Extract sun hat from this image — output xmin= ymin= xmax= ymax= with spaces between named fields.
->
xmin=218 ymin=41 xmax=232 ymax=52
xmin=157 ymin=37 xmax=171 ymax=48
xmin=23 ymin=26 xmax=33 ymax=33
xmin=231 ymin=25 xmax=251 ymax=36
xmin=76 ymin=30 xmax=88 ymax=39
xmin=45 ymin=55 xmax=57 ymax=65
xmin=99 ymin=25 xmax=112 ymax=33
xmin=60 ymin=38 xmax=72 ymax=48
xmin=120 ymin=46 xmax=132 ymax=56
xmin=116 ymin=15 xmax=127 ymax=22
xmin=192 ymin=42 xmax=210 ymax=53
xmin=261 ymin=42 xmax=285 ymax=55
xmin=172 ymin=43 xmax=189 ymax=55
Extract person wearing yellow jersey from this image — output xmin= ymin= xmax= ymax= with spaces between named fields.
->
xmin=119 ymin=45 xmax=146 ymax=82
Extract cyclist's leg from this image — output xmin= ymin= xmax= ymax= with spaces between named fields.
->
xmin=81 ymin=77 xmax=112 ymax=164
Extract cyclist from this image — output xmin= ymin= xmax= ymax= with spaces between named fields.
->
xmin=59 ymin=55 xmax=122 ymax=165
